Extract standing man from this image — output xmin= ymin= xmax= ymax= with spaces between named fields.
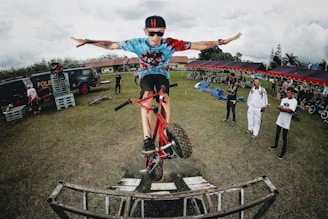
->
xmin=271 ymin=77 xmax=277 ymax=97
xmin=134 ymin=71 xmax=139 ymax=88
xmin=269 ymin=87 xmax=297 ymax=160
xmin=222 ymin=73 xmax=239 ymax=126
xmin=72 ymin=15 xmax=241 ymax=153
xmin=247 ymin=78 xmax=268 ymax=139
xmin=115 ymin=73 xmax=122 ymax=94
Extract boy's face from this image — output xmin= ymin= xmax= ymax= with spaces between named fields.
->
xmin=144 ymin=27 xmax=165 ymax=47
xmin=286 ymin=90 xmax=293 ymax=99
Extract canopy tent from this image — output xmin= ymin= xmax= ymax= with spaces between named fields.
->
xmin=185 ymin=60 xmax=266 ymax=73
xmin=268 ymin=66 xmax=328 ymax=86
xmin=185 ymin=61 xmax=328 ymax=86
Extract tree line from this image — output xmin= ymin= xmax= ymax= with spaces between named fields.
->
xmin=0 ymin=46 xmax=326 ymax=80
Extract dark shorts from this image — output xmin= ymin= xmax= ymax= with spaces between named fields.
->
xmin=140 ymin=74 xmax=169 ymax=98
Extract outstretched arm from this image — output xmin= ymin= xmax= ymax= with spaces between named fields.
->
xmin=71 ymin=37 xmax=120 ymax=50
xmin=190 ymin=32 xmax=241 ymax=50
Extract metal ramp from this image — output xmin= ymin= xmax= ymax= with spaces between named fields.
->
xmin=47 ymin=175 xmax=278 ymax=218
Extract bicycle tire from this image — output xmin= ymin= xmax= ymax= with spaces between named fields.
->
xmin=147 ymin=159 xmax=163 ymax=181
xmin=166 ymin=123 xmax=192 ymax=159
xmin=308 ymin=105 xmax=316 ymax=114
xmin=321 ymin=110 xmax=328 ymax=120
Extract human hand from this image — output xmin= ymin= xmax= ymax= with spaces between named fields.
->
xmin=233 ymin=32 xmax=242 ymax=40
xmin=71 ymin=37 xmax=87 ymax=47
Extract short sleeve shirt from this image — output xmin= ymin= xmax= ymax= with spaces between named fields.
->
xmin=276 ymin=97 xmax=298 ymax=129
xmin=119 ymin=38 xmax=191 ymax=79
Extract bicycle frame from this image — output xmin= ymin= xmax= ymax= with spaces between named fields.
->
xmin=114 ymin=83 xmax=178 ymax=165
xmin=129 ymin=86 xmax=173 ymax=160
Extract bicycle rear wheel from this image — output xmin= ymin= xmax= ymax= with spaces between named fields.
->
xmin=166 ymin=123 xmax=192 ymax=159
xmin=147 ymin=158 xmax=163 ymax=181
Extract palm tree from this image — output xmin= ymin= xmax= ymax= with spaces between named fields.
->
xmin=282 ymin=53 xmax=300 ymax=67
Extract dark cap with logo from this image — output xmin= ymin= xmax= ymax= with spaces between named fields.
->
xmin=145 ymin=15 xmax=166 ymax=28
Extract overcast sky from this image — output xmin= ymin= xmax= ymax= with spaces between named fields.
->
xmin=1 ymin=0 xmax=327 ymax=70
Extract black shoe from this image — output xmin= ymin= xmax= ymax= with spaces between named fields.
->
xmin=269 ymin=146 xmax=278 ymax=150
xmin=278 ymin=154 xmax=285 ymax=160
xmin=142 ymin=137 xmax=155 ymax=154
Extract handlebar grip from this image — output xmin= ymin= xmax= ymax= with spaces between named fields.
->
xmin=170 ymin=83 xmax=178 ymax=88
xmin=114 ymin=100 xmax=131 ymax=111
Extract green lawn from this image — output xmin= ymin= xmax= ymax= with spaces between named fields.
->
xmin=0 ymin=71 xmax=327 ymax=218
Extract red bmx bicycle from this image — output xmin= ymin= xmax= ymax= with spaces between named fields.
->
xmin=115 ymin=84 xmax=192 ymax=181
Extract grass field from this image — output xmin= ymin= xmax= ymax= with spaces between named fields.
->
xmin=0 ymin=71 xmax=327 ymax=218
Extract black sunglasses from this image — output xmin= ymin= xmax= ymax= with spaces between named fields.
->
xmin=148 ymin=31 xmax=164 ymax=37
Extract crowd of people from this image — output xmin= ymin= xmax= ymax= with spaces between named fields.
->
xmin=188 ymin=70 xmax=328 ymax=159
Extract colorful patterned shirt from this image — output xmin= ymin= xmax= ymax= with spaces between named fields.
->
xmin=119 ymin=38 xmax=191 ymax=79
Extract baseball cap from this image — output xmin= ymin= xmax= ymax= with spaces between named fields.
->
xmin=145 ymin=15 xmax=166 ymax=28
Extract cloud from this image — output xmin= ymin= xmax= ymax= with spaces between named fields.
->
xmin=0 ymin=0 xmax=327 ymax=70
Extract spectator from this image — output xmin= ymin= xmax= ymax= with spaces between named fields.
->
xmin=247 ymin=78 xmax=268 ymax=139
xmin=271 ymin=77 xmax=277 ymax=97
xmin=27 ymin=84 xmax=40 ymax=114
xmin=134 ymin=71 xmax=139 ymax=88
xmin=222 ymin=73 xmax=239 ymax=126
xmin=115 ymin=73 xmax=122 ymax=94
xmin=269 ymin=87 xmax=297 ymax=160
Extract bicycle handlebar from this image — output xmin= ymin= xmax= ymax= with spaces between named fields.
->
xmin=114 ymin=99 xmax=131 ymax=111
xmin=114 ymin=83 xmax=178 ymax=111
xmin=169 ymin=83 xmax=178 ymax=88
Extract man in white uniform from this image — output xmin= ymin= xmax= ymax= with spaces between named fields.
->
xmin=247 ymin=78 xmax=268 ymax=139
xmin=269 ymin=87 xmax=298 ymax=160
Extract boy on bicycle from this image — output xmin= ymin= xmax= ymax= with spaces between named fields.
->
xmin=72 ymin=15 xmax=241 ymax=154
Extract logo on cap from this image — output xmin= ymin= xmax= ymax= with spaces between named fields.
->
xmin=150 ymin=19 xmax=157 ymax=27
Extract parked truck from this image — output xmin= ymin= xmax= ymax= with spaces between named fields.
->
xmin=0 ymin=77 xmax=33 ymax=108
xmin=30 ymin=66 xmax=100 ymax=102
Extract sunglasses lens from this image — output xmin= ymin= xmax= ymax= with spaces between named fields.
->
xmin=149 ymin=31 xmax=164 ymax=36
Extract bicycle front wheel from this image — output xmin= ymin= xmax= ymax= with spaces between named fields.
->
xmin=166 ymin=123 xmax=192 ymax=159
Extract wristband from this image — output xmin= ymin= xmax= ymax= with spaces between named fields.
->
xmin=85 ymin=39 xmax=95 ymax=43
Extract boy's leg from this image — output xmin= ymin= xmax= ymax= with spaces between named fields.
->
xmin=226 ymin=101 xmax=230 ymax=119
xmin=160 ymin=93 xmax=170 ymax=123
xmin=140 ymin=76 xmax=156 ymax=154
xmin=231 ymin=101 xmax=236 ymax=122
xmin=273 ymin=125 xmax=281 ymax=147
xmin=141 ymin=90 xmax=153 ymax=139
xmin=280 ymin=128 xmax=289 ymax=157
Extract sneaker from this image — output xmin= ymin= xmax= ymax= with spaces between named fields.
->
xmin=221 ymin=118 xmax=229 ymax=122
xmin=251 ymin=135 xmax=257 ymax=139
xmin=269 ymin=146 xmax=278 ymax=150
xmin=278 ymin=154 xmax=285 ymax=160
xmin=142 ymin=137 xmax=155 ymax=154
xmin=230 ymin=121 xmax=236 ymax=126
xmin=246 ymin=130 xmax=253 ymax=134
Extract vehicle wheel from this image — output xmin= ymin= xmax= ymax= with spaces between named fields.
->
xmin=147 ymin=159 xmax=163 ymax=181
xmin=79 ymin=84 xmax=90 ymax=94
xmin=321 ymin=110 xmax=328 ymax=120
xmin=41 ymin=92 xmax=51 ymax=102
xmin=166 ymin=123 xmax=192 ymax=159
xmin=308 ymin=105 xmax=316 ymax=114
